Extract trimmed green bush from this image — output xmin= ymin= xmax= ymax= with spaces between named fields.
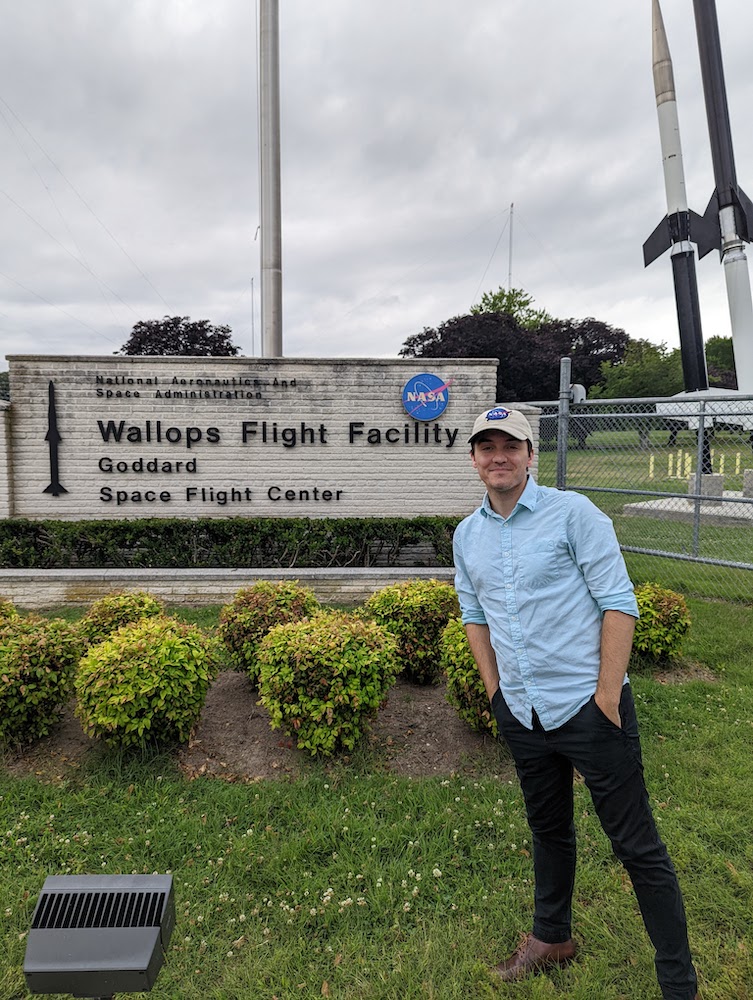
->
xmin=361 ymin=579 xmax=460 ymax=684
xmin=218 ymin=581 xmax=321 ymax=683
xmin=0 ymin=599 xmax=20 ymax=623
xmin=632 ymin=583 xmax=691 ymax=663
xmin=0 ymin=615 xmax=82 ymax=746
xmin=74 ymin=617 xmax=217 ymax=748
xmin=441 ymin=617 xmax=498 ymax=737
xmin=78 ymin=591 xmax=166 ymax=646
xmin=257 ymin=611 xmax=399 ymax=756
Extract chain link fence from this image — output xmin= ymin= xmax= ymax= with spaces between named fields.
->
xmin=529 ymin=385 xmax=753 ymax=604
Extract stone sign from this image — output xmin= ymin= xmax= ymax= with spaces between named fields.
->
xmin=1 ymin=356 xmax=516 ymax=520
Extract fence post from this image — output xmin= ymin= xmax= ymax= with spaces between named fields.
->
xmin=692 ymin=400 xmax=707 ymax=557
xmin=557 ymin=358 xmax=571 ymax=490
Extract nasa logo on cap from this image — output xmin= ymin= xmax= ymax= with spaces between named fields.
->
xmin=485 ymin=407 xmax=510 ymax=420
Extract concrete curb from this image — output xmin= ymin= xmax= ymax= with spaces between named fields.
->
xmin=0 ymin=566 xmax=456 ymax=609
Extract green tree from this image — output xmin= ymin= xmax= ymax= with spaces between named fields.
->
xmin=0 ymin=371 xmax=8 ymax=401
xmin=705 ymin=335 xmax=736 ymax=388
xmin=590 ymin=340 xmax=684 ymax=398
xmin=470 ymin=286 xmax=552 ymax=330
xmin=119 ymin=316 xmax=240 ymax=356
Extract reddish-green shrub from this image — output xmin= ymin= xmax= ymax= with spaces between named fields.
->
xmin=78 ymin=591 xmax=166 ymax=646
xmin=0 ymin=598 xmax=20 ymax=621
xmin=633 ymin=583 xmax=691 ymax=663
xmin=75 ymin=617 xmax=217 ymax=748
xmin=258 ymin=611 xmax=399 ymax=756
xmin=0 ymin=615 xmax=82 ymax=746
xmin=361 ymin=579 xmax=459 ymax=684
xmin=218 ymin=581 xmax=320 ymax=683
xmin=441 ymin=617 xmax=497 ymax=737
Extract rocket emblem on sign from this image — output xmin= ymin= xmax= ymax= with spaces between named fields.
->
xmin=43 ymin=381 xmax=68 ymax=497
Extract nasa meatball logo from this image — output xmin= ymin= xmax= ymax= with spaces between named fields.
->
xmin=402 ymin=373 xmax=452 ymax=421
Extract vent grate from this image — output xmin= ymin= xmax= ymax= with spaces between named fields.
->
xmin=32 ymin=891 xmax=165 ymax=930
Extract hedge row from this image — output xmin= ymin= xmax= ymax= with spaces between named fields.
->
xmin=0 ymin=517 xmax=460 ymax=569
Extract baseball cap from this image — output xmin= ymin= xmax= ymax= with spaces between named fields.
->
xmin=468 ymin=406 xmax=533 ymax=444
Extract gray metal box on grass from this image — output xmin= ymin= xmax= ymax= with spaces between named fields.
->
xmin=24 ymin=874 xmax=175 ymax=997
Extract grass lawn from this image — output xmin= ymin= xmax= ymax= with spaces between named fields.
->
xmin=1 ymin=598 xmax=752 ymax=998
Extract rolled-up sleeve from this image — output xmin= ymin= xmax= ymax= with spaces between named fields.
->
xmin=566 ymin=494 xmax=639 ymax=618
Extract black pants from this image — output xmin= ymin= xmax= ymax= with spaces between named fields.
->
xmin=492 ymin=685 xmax=698 ymax=1000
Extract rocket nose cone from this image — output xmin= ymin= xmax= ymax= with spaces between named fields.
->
xmin=652 ymin=0 xmax=676 ymax=104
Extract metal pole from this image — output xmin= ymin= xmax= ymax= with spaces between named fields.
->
xmin=507 ymin=202 xmax=514 ymax=289
xmin=259 ymin=0 xmax=283 ymax=357
xmin=556 ymin=357 xmax=571 ymax=490
xmin=251 ymin=276 xmax=255 ymax=356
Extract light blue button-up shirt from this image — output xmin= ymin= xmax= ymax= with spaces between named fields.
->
xmin=453 ymin=476 xmax=639 ymax=731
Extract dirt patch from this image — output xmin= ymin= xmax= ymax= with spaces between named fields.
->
xmin=3 ymin=663 xmax=712 ymax=785
xmin=633 ymin=659 xmax=717 ymax=686
xmin=2 ymin=674 xmax=513 ymax=784
xmin=2 ymin=707 xmax=92 ymax=784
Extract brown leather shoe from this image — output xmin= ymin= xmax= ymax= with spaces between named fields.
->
xmin=494 ymin=932 xmax=577 ymax=981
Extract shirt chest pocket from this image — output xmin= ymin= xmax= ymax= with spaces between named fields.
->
xmin=518 ymin=538 xmax=561 ymax=589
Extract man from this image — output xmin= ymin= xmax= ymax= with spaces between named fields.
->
xmin=453 ymin=406 xmax=699 ymax=1000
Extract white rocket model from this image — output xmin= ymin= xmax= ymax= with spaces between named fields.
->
xmin=644 ymin=0 xmax=709 ymax=390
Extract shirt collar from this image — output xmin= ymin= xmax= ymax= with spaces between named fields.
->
xmin=480 ymin=475 xmax=539 ymax=520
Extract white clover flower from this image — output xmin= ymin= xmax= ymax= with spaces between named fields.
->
xmin=432 ymin=869 xmax=442 ymax=878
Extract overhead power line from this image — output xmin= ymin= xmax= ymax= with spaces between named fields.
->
xmin=0 ymin=95 xmax=172 ymax=322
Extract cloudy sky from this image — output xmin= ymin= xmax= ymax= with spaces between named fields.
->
xmin=1 ymin=0 xmax=752 ymax=370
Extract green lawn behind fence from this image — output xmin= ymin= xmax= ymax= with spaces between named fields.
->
xmin=538 ymin=432 xmax=753 ymax=603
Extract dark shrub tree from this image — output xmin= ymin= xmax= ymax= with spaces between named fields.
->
xmin=119 ymin=316 xmax=240 ymax=356
xmin=400 ymin=311 xmax=628 ymax=401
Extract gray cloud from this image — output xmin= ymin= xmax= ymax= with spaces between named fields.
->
xmin=1 ymin=0 xmax=752 ymax=368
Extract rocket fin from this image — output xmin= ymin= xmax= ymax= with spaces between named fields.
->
xmin=692 ymin=192 xmax=721 ymax=259
xmin=734 ymin=187 xmax=753 ymax=243
xmin=643 ymin=217 xmax=672 ymax=267
xmin=645 ymin=198 xmax=722 ymax=264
